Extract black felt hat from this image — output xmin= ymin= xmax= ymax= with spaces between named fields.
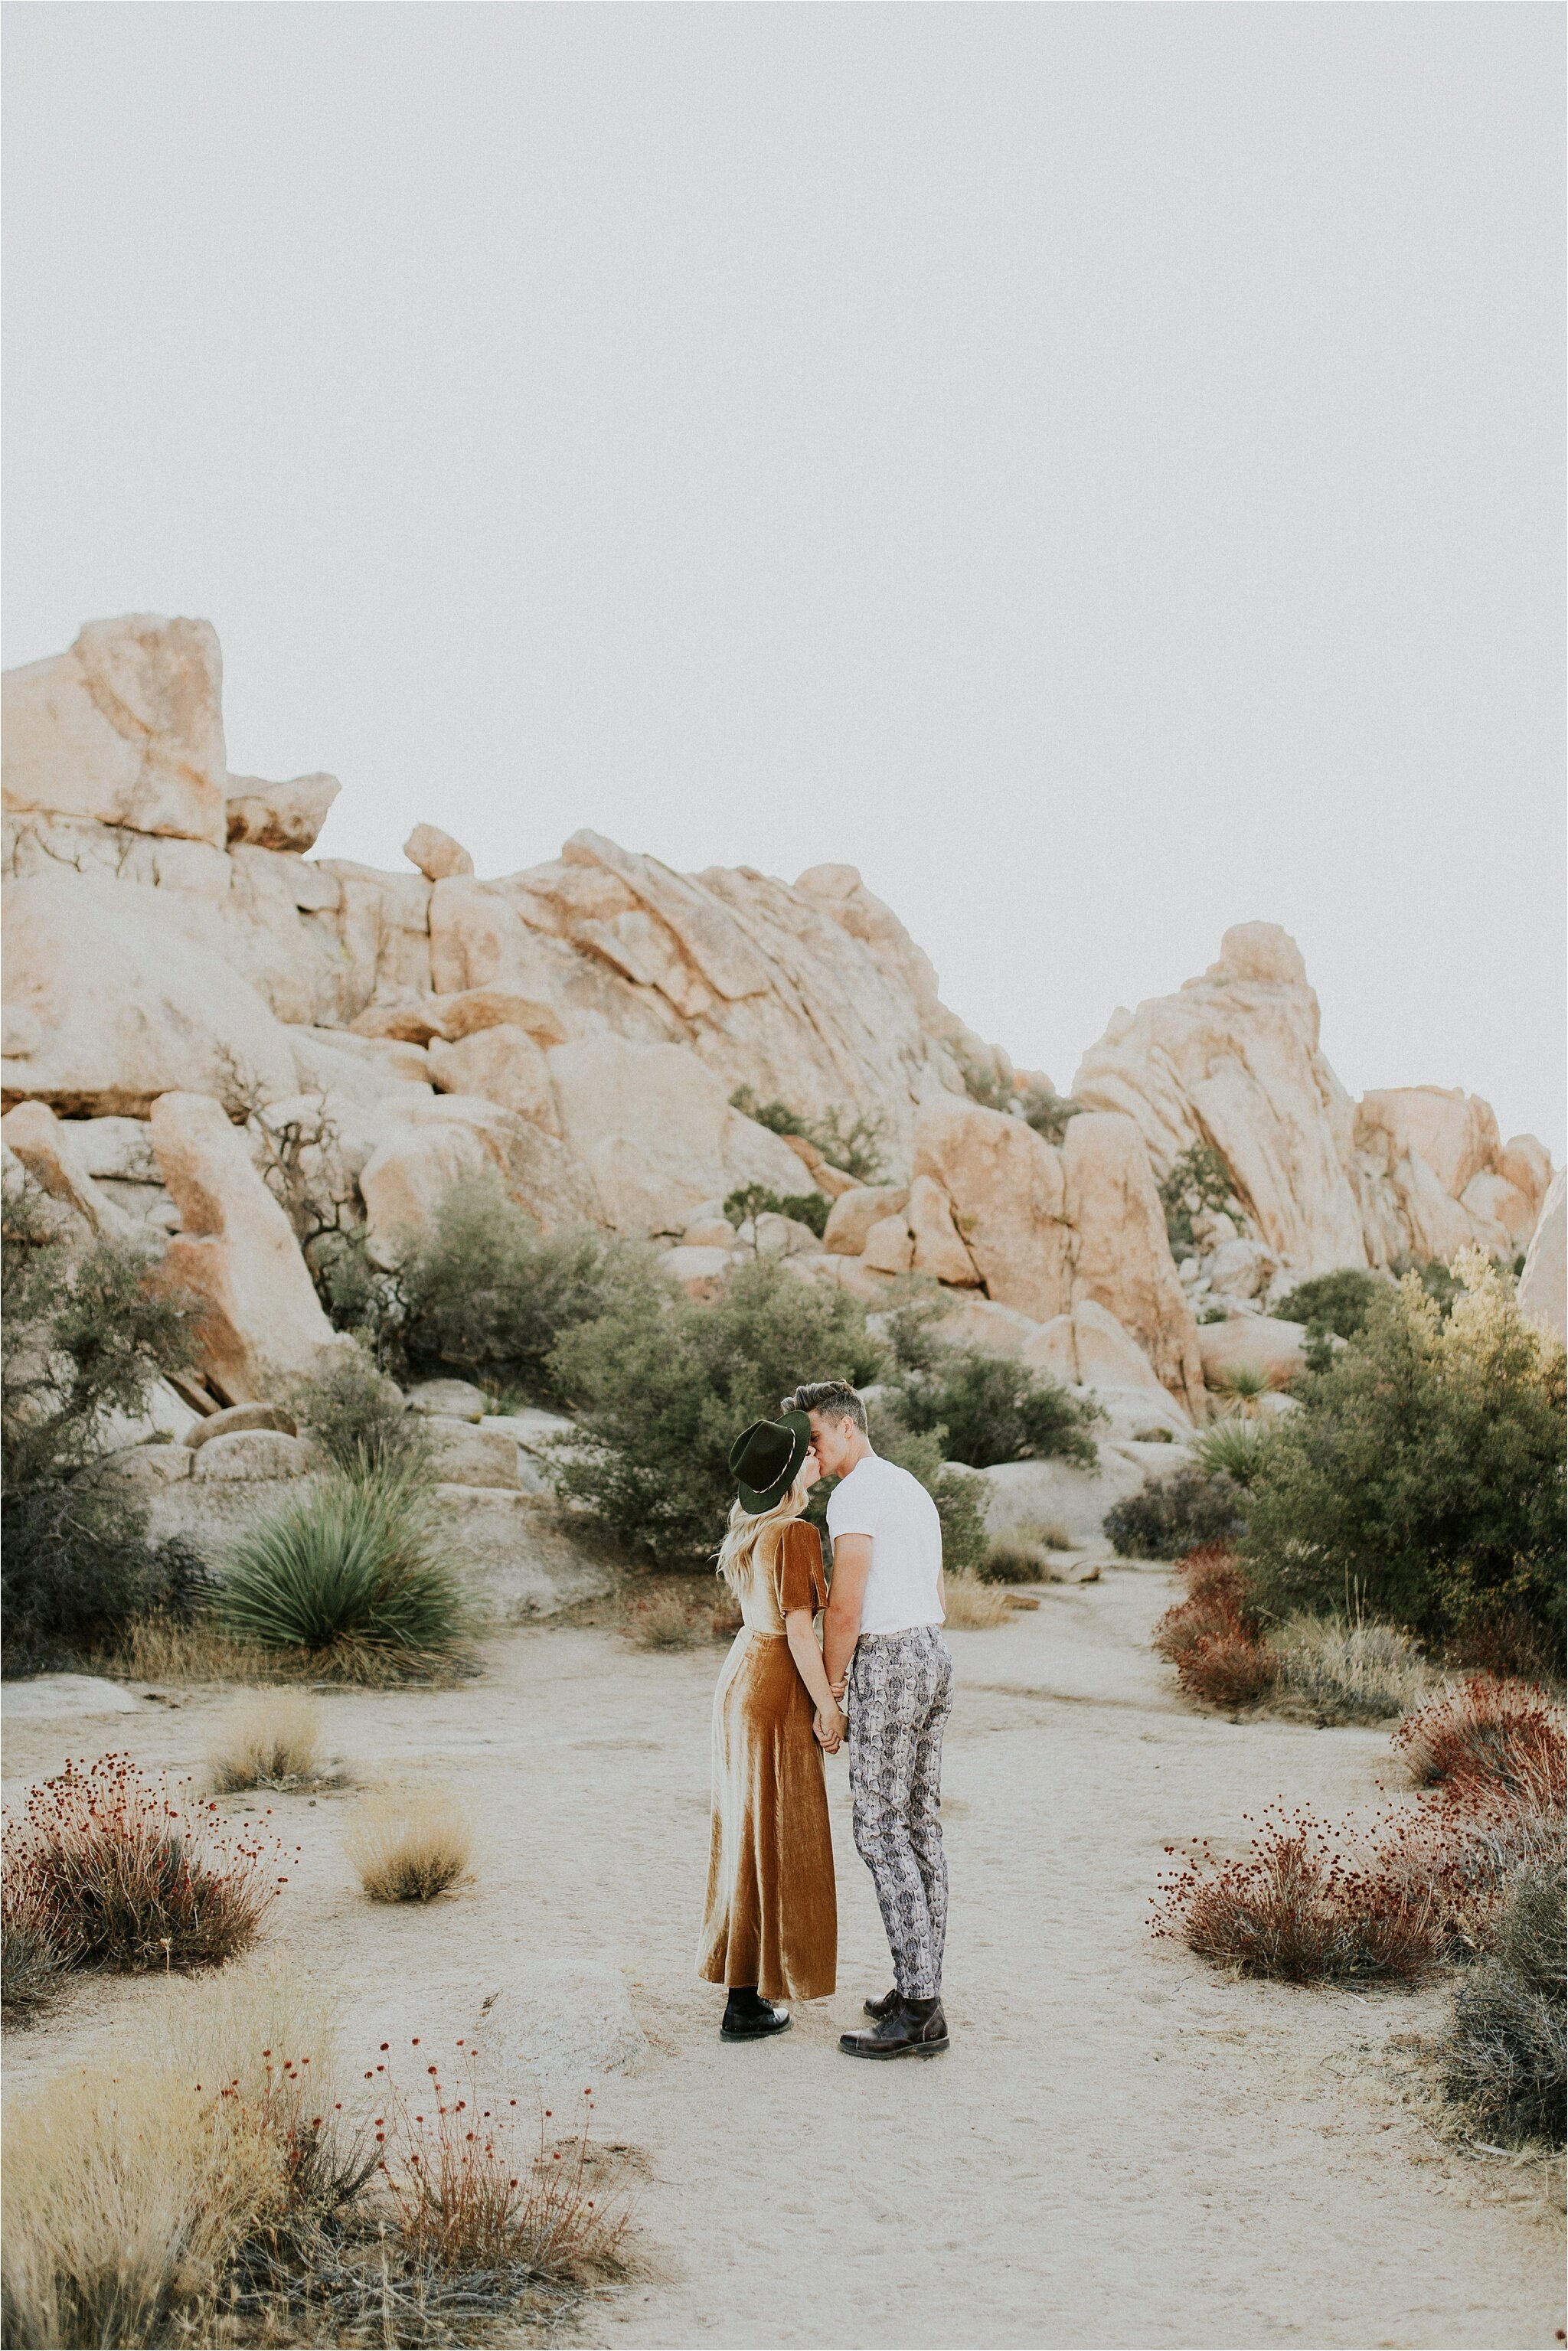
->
xmin=728 ymin=1409 xmax=813 ymax=1515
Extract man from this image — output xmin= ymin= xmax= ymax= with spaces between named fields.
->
xmin=782 ymin=1379 xmax=953 ymax=2060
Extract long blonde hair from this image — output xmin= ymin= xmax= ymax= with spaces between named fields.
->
xmin=714 ymin=1465 xmax=813 ymax=1598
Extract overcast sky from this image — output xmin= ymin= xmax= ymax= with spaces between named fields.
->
xmin=5 ymin=4 xmax=1562 ymax=1150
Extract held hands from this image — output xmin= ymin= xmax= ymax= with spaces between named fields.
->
xmin=814 ymin=1701 xmax=847 ymax=1753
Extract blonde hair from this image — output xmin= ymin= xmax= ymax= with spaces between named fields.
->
xmin=714 ymin=1464 xmax=813 ymax=1598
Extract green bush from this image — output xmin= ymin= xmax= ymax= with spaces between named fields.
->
xmin=2 ymin=1178 xmax=211 ymax=1675
xmin=215 ymin=1469 xmax=472 ymax=1662
xmin=1441 ymin=1863 xmax=1566 ymax=2147
xmin=1272 ymin=1268 xmax=1384 ymax=1341
xmin=727 ymin=1088 xmax=889 ymax=1184
xmin=318 ymin=1173 xmax=662 ymax=1406
xmin=548 ymin=1254 xmax=883 ymax=1564
xmin=1014 ymin=1084 xmax=1083 ymax=1147
xmin=279 ymin=1344 xmax=432 ymax=1478
xmin=1102 ymin=1467 xmax=1246 ymax=1560
xmin=1239 ymin=1255 xmax=1566 ymax=1654
xmin=1191 ymin=1417 xmax=1274 ymax=1489
xmin=723 ymin=1184 xmax=830 ymax=1240
xmin=885 ymin=1347 xmax=1099 ymax=1471
xmin=1159 ymin=1142 xmax=1240 ymax=1255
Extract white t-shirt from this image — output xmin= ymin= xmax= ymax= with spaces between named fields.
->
xmin=825 ymin=1451 xmax=945 ymax=1638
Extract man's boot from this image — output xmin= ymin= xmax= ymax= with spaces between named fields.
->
xmin=720 ymin=1986 xmax=792 ymax=2042
xmin=863 ymin=1987 xmax=900 ymax=2020
xmin=839 ymin=1995 xmax=949 ymax=2059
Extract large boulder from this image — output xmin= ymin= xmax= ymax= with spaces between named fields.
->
xmin=3 ymin=615 xmax=227 ymax=845
xmin=0 ymin=1101 xmax=136 ymax=1239
xmin=954 ymin=1446 xmax=1171 ymax=1552
xmin=1197 ymin=1314 xmax=1310 ymax=1391
xmin=910 ymin=1094 xmax=1073 ymax=1323
xmin=546 ymin=1034 xmax=806 ymax=1236
xmin=822 ymin=1184 xmax=910 ymax=1257
xmin=1 ymin=874 xmax=299 ymax=1116
xmin=1356 ymin=1087 xmax=1500 ymax=1200
xmin=1021 ymin=1298 xmax=1173 ymax=1399
xmin=1517 ymin=1167 xmax=1566 ymax=1343
xmin=405 ymin=822 xmax=474 ymax=881
xmin=426 ymin=1024 xmax=560 ymax=1132
xmin=357 ymin=1094 xmax=598 ymax=1267
xmin=1062 ymin=1113 xmax=1206 ymax=1415
xmin=224 ymin=772 xmax=340 ymax=852
xmin=1074 ymin=923 xmax=1370 ymax=1275
xmin=149 ymin=1091 xmax=339 ymax=1403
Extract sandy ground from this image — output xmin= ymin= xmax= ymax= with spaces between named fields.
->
xmin=4 ymin=1572 xmax=1563 ymax=2351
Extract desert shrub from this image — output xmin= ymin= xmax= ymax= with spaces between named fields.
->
xmin=1240 ymin=1254 xmax=1566 ymax=1654
xmin=215 ymin=1470 xmax=473 ymax=1667
xmin=723 ymin=1184 xmax=830 ymax=1239
xmin=1273 ymin=1267 xmax=1383 ymax=1341
xmin=549 ymin=1253 xmax=881 ymax=1564
xmin=1158 ymin=1142 xmax=1240 ymax=1254
xmin=5 ymin=1752 xmax=285 ymax=1976
xmin=1441 ymin=1863 xmax=1566 ymax=2147
xmin=1209 ymin=1363 xmax=1274 ymax=1407
xmin=728 ymin=1087 xmax=889 ymax=1184
xmin=884 ymin=1347 xmax=1099 ymax=1469
xmin=0 ymin=1883 xmax=67 ymax=2022
xmin=1392 ymin=1677 xmax=1566 ymax=1813
xmin=941 ymin=1575 xmax=1012 ymax=1630
xmin=1102 ymin=1466 xmax=1245 ymax=1560
xmin=2 ymin=1179 xmax=212 ymax=1674
xmin=1152 ymin=1551 xmax=1277 ymax=1709
xmin=279 ymin=1345 xmax=432 ymax=1479
xmin=1270 ymin=1615 xmax=1439 ymax=1727
xmin=345 ymin=1791 xmax=472 ymax=1903
xmin=978 ymin=1536 xmax=1057 ymax=1584
xmin=1154 ymin=1802 xmax=1467 ymax=1985
xmin=207 ymin=1693 xmax=325 ymax=1793
xmin=950 ymin=1043 xmax=1014 ymax=1115
xmin=1191 ymin=1416 xmax=1273 ymax=1487
xmin=1014 ymin=1083 xmax=1083 ymax=1145
xmin=622 ymin=1587 xmax=713 ymax=1651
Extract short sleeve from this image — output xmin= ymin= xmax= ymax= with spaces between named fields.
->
xmin=825 ymin=1476 xmax=877 ymax=1543
xmin=776 ymin=1520 xmax=826 ymax=1617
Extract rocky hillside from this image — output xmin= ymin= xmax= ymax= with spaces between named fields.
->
xmin=3 ymin=612 xmax=1560 ymax=1431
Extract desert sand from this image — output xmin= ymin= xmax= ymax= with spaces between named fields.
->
xmin=3 ymin=1572 xmax=1562 ymax=2351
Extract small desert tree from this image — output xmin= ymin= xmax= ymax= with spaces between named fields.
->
xmin=1240 ymin=1252 xmax=1566 ymax=1660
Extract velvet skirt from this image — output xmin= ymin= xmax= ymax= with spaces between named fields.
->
xmin=696 ymin=1629 xmax=838 ymax=2002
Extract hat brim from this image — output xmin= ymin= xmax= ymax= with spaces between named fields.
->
xmin=734 ymin=1409 xmax=814 ymax=1515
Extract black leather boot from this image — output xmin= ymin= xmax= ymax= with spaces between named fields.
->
xmin=839 ymin=1995 xmax=949 ymax=2059
xmin=720 ymin=1987 xmax=792 ymax=2042
xmin=863 ymin=1986 xmax=900 ymax=2020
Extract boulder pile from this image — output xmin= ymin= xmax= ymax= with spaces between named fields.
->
xmin=4 ymin=612 xmax=1560 ymax=1431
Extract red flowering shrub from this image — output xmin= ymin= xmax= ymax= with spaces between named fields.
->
xmin=1393 ymin=1677 xmax=1566 ymax=1817
xmin=5 ymin=1752 xmax=289 ymax=1974
xmin=1152 ymin=1546 xmax=1279 ymax=1709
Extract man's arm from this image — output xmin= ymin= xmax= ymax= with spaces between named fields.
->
xmin=823 ymin=1532 xmax=871 ymax=1693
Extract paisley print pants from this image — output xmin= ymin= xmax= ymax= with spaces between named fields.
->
xmin=848 ymin=1625 xmax=954 ymax=2000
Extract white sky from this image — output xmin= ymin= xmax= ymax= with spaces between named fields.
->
xmin=5 ymin=4 xmax=1563 ymax=1151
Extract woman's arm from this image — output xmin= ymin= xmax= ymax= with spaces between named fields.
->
xmin=785 ymin=1610 xmax=845 ymax=1749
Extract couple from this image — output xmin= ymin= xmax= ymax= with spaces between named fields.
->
xmin=696 ymin=1379 xmax=955 ymax=2059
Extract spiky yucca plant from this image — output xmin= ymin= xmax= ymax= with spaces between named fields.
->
xmin=216 ymin=1470 xmax=471 ymax=1663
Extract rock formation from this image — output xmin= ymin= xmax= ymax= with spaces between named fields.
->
xmin=1 ymin=613 xmax=1557 ymax=1426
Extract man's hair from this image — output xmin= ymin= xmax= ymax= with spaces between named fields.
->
xmin=783 ymin=1380 xmax=867 ymax=1435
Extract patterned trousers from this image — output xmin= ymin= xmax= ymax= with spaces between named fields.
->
xmin=847 ymin=1625 xmax=954 ymax=2000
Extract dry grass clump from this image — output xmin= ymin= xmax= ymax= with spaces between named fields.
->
xmin=4 ymin=1753 xmax=289 ymax=1979
xmin=0 ymin=1893 xmax=69 ymax=2023
xmin=1152 ymin=1547 xmax=1278 ymax=1709
xmin=108 ymin=1609 xmax=279 ymax=1687
xmin=1440 ymin=1862 xmax=1566 ymax=2147
xmin=1270 ymin=1614 xmax=1441 ymax=1727
xmin=622 ymin=1586 xmax=716 ymax=1651
xmin=345 ymin=1791 xmax=472 ymax=1904
xmin=207 ymin=1693 xmax=326 ymax=1794
xmin=942 ymin=1575 xmax=1013 ymax=1631
xmin=977 ymin=1519 xmax=1070 ymax=1584
xmin=1152 ymin=1801 xmax=1472 ymax=1985
xmin=1393 ymin=1676 xmax=1566 ymax=1810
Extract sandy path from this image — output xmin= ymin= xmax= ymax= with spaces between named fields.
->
xmin=4 ymin=1572 xmax=1562 ymax=2350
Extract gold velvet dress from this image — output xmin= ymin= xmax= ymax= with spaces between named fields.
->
xmin=696 ymin=1518 xmax=838 ymax=2002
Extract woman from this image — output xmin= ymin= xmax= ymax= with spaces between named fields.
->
xmin=697 ymin=1409 xmax=846 ymax=2041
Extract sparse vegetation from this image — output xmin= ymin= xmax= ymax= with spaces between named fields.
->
xmin=1392 ymin=1677 xmax=1566 ymax=1808
xmin=215 ymin=1469 xmax=474 ymax=1672
xmin=345 ymin=1791 xmax=472 ymax=1904
xmin=723 ymin=1183 xmax=830 ymax=1239
xmin=622 ymin=1586 xmax=716 ymax=1651
xmin=727 ymin=1087 xmax=889 ymax=1184
xmin=1440 ymin=1863 xmax=1566 ymax=2147
xmin=1158 ymin=1141 xmax=1242 ymax=1254
xmin=4 ymin=1752 xmax=286 ymax=1979
xmin=207 ymin=1693 xmax=326 ymax=1793
xmin=1102 ymin=1465 xmax=1245 ymax=1560
xmin=1240 ymin=1252 xmax=1566 ymax=1664
xmin=1014 ymin=1082 xmax=1083 ymax=1146
xmin=280 ymin=1344 xmax=433 ymax=1479
xmin=1269 ymin=1614 xmax=1439 ymax=1727
xmin=941 ymin=1575 xmax=1013 ymax=1630
xmin=2 ymin=1176 xmax=213 ymax=1675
